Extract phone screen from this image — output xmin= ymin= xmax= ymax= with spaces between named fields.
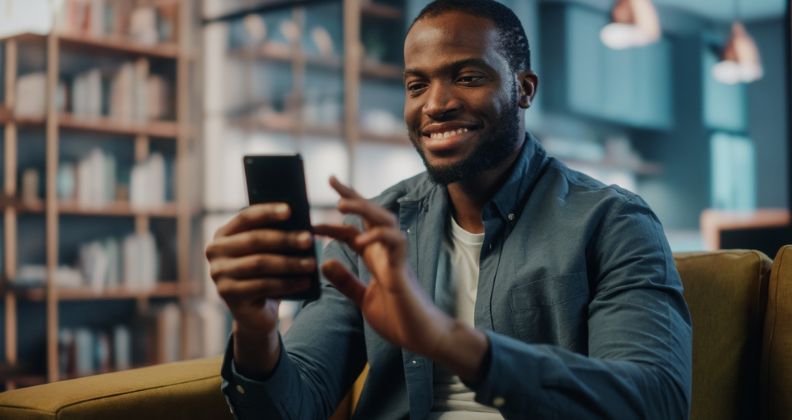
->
xmin=243 ymin=154 xmax=320 ymax=301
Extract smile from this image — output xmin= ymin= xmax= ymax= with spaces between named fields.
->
xmin=421 ymin=125 xmax=478 ymax=153
xmin=429 ymin=128 xmax=469 ymax=140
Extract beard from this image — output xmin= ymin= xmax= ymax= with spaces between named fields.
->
xmin=408 ymin=100 xmax=522 ymax=185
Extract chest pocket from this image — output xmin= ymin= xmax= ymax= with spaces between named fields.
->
xmin=507 ymin=272 xmax=590 ymax=350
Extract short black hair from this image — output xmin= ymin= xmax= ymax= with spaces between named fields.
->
xmin=409 ymin=0 xmax=531 ymax=72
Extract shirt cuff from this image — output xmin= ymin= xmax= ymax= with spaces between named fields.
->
xmin=467 ymin=330 xmax=549 ymax=416
xmin=220 ymin=333 xmax=297 ymax=416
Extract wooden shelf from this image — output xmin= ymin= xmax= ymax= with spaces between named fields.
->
xmin=58 ymin=201 xmax=180 ymax=217
xmin=0 ymin=111 xmax=180 ymax=137
xmin=361 ymin=2 xmax=403 ymax=20
xmin=0 ymin=110 xmax=44 ymax=126
xmin=229 ymin=115 xmax=344 ymax=138
xmin=59 ymin=114 xmax=181 ymax=138
xmin=0 ymin=32 xmax=179 ymax=60
xmin=361 ymin=60 xmax=403 ymax=81
xmin=14 ymin=283 xmax=180 ymax=301
xmin=228 ymin=44 xmax=342 ymax=71
xmin=4 ymin=200 xmax=179 ymax=217
xmin=360 ymin=129 xmax=410 ymax=145
xmin=2 ymin=0 xmax=194 ymax=388
xmin=0 ymin=106 xmax=11 ymax=121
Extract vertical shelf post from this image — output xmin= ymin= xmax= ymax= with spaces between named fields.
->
xmin=45 ymin=32 xmax=61 ymax=383
xmin=176 ymin=0 xmax=192 ymax=360
xmin=3 ymin=39 xmax=18 ymax=390
xmin=293 ymin=7 xmax=306 ymax=144
xmin=344 ymin=0 xmax=362 ymax=184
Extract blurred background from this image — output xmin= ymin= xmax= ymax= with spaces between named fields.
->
xmin=0 ymin=0 xmax=788 ymax=390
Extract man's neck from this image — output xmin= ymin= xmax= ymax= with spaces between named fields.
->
xmin=447 ymin=138 xmax=525 ymax=234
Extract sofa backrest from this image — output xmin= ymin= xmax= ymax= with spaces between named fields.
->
xmin=675 ymin=250 xmax=772 ymax=420
xmin=761 ymin=245 xmax=792 ymax=420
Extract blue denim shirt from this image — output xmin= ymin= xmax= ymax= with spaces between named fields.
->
xmin=220 ymin=136 xmax=692 ymax=419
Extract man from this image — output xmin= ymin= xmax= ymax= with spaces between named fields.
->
xmin=205 ymin=0 xmax=692 ymax=418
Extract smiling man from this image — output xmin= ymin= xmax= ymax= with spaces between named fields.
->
xmin=206 ymin=1 xmax=692 ymax=419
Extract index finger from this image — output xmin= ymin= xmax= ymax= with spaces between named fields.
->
xmin=215 ymin=203 xmax=291 ymax=238
xmin=329 ymin=176 xmax=363 ymax=200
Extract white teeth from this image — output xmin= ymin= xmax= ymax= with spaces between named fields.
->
xmin=429 ymin=128 xmax=469 ymax=140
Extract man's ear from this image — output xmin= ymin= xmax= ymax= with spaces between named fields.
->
xmin=517 ymin=71 xmax=538 ymax=109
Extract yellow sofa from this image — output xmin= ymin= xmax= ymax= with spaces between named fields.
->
xmin=1 ymin=248 xmax=790 ymax=420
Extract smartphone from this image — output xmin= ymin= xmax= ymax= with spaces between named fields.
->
xmin=243 ymin=154 xmax=320 ymax=301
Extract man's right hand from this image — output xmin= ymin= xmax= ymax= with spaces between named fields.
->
xmin=205 ymin=203 xmax=316 ymax=376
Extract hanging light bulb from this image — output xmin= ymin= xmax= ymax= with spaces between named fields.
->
xmin=600 ymin=0 xmax=661 ymax=50
xmin=712 ymin=21 xmax=764 ymax=84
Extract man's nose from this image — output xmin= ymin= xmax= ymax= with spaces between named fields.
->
xmin=422 ymin=83 xmax=461 ymax=119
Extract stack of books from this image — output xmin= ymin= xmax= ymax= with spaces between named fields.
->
xmin=55 ymin=0 xmax=176 ymax=45
xmin=57 ymin=149 xmax=168 ymax=208
xmin=78 ymin=232 xmax=159 ymax=292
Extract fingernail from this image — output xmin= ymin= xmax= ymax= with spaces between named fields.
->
xmin=275 ymin=203 xmax=289 ymax=215
xmin=297 ymin=231 xmax=312 ymax=247
xmin=300 ymin=258 xmax=316 ymax=269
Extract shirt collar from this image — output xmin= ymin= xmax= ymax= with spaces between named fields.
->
xmin=486 ymin=132 xmax=548 ymax=221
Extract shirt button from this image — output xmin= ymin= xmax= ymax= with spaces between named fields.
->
xmin=507 ymin=213 xmax=515 ymax=221
xmin=235 ymin=384 xmax=246 ymax=395
xmin=493 ymin=396 xmax=506 ymax=407
xmin=488 ymin=243 xmax=493 ymax=250
xmin=406 ymin=228 xmax=411 ymax=233
xmin=411 ymin=359 xmax=418 ymax=365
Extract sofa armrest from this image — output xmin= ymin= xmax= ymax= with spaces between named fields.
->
xmin=0 ymin=357 xmax=232 ymax=420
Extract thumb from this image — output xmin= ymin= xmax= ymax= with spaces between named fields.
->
xmin=321 ymin=259 xmax=366 ymax=306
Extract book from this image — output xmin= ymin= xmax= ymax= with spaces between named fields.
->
xmin=20 ymin=168 xmax=40 ymax=203
xmin=15 ymin=72 xmax=67 ymax=117
xmin=113 ymin=325 xmax=132 ymax=370
xmin=57 ymin=0 xmax=174 ymax=45
xmin=130 ymin=153 xmax=166 ymax=209
xmin=75 ymin=148 xmax=117 ymax=207
xmin=122 ymin=232 xmax=158 ymax=291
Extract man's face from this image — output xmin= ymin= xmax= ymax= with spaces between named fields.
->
xmin=403 ymin=11 xmax=530 ymax=185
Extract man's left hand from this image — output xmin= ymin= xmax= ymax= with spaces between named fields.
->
xmin=315 ymin=177 xmax=489 ymax=382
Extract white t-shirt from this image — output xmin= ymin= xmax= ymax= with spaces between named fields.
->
xmin=429 ymin=217 xmax=503 ymax=419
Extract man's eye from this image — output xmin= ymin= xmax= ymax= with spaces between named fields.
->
xmin=458 ymin=75 xmax=484 ymax=84
xmin=407 ymin=83 xmax=427 ymax=93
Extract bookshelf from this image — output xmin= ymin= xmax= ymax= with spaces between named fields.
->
xmin=0 ymin=0 xmax=196 ymax=388
xmin=199 ymin=0 xmax=426 ymax=352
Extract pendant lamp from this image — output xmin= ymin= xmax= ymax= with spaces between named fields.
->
xmin=712 ymin=21 xmax=763 ymax=84
xmin=600 ymin=0 xmax=661 ymax=50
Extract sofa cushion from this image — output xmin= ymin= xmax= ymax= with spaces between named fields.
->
xmin=762 ymin=245 xmax=792 ymax=420
xmin=0 ymin=357 xmax=231 ymax=420
xmin=675 ymin=250 xmax=771 ymax=420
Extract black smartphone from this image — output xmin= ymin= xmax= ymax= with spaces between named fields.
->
xmin=243 ymin=154 xmax=320 ymax=301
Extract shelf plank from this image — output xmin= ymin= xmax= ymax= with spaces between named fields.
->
xmin=0 ymin=32 xmax=179 ymax=59
xmin=0 ymin=112 xmax=179 ymax=137
xmin=360 ymin=130 xmax=410 ymax=145
xmin=361 ymin=60 xmax=403 ymax=81
xmin=57 ymin=33 xmax=180 ymax=59
xmin=58 ymin=201 xmax=180 ymax=217
xmin=228 ymin=44 xmax=342 ymax=71
xmin=2 ymin=113 xmax=45 ymax=127
xmin=228 ymin=115 xmax=344 ymax=138
xmin=0 ymin=106 xmax=11 ymax=122
xmin=361 ymin=2 xmax=403 ymax=20
xmin=5 ymin=200 xmax=179 ymax=217
xmin=14 ymin=283 xmax=180 ymax=301
xmin=59 ymin=114 xmax=180 ymax=138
